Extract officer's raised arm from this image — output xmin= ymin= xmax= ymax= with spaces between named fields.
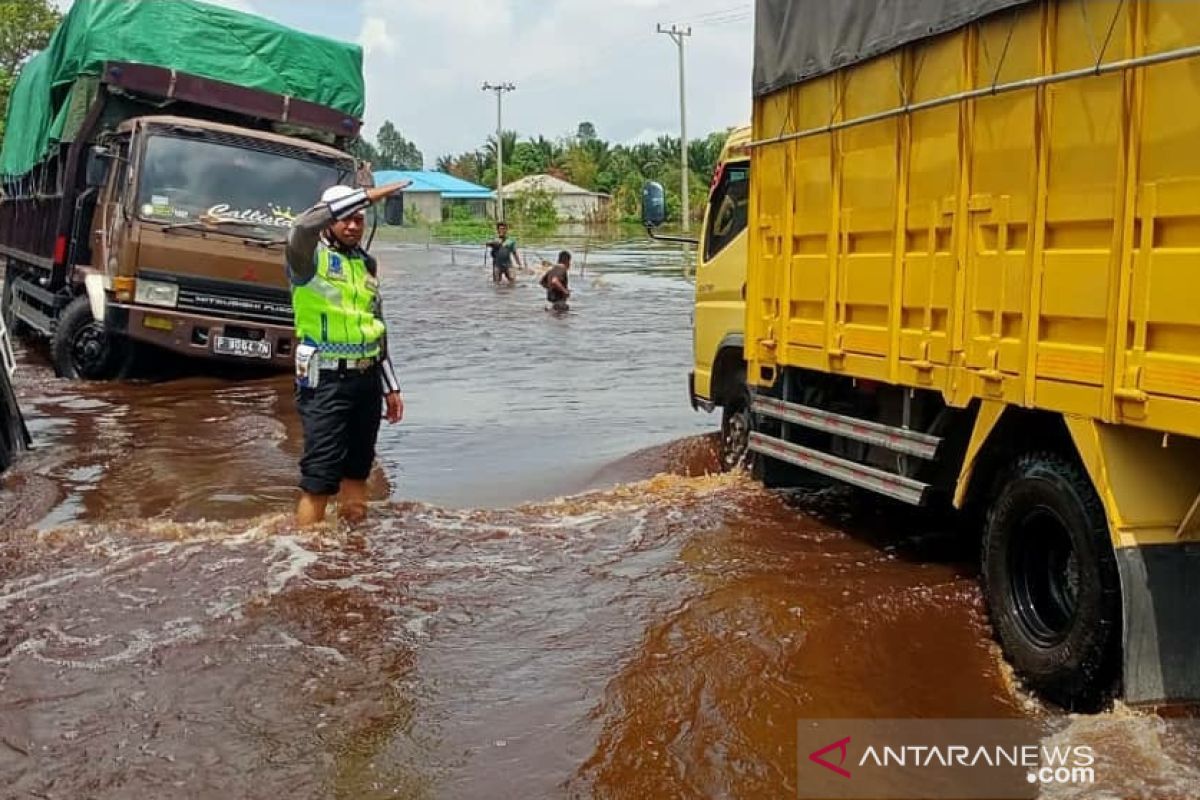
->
xmin=286 ymin=183 xmax=408 ymax=285
xmin=286 ymin=204 xmax=337 ymax=285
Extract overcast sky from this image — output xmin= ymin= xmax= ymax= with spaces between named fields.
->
xmin=51 ymin=0 xmax=752 ymax=167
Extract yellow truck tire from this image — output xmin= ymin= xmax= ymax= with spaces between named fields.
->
xmin=981 ymin=451 xmax=1122 ymax=711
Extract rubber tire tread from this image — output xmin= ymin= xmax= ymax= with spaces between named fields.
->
xmin=719 ymin=380 xmax=751 ymax=472
xmin=981 ymin=450 xmax=1122 ymax=711
xmin=51 ymin=296 xmax=124 ymax=380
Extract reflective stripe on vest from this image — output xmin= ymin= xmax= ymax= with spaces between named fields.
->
xmin=291 ymin=245 xmax=386 ymax=357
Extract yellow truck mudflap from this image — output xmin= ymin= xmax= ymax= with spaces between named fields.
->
xmin=1064 ymin=417 xmax=1200 ymax=705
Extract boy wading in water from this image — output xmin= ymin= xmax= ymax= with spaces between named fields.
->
xmin=540 ymin=251 xmax=572 ymax=312
xmin=485 ymin=221 xmax=521 ymax=284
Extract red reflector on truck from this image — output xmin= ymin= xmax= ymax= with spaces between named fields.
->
xmin=709 ymin=163 xmax=725 ymax=197
xmin=52 ymin=235 xmax=67 ymax=265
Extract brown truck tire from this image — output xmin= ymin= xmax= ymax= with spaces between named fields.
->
xmin=51 ymin=296 xmax=128 ymax=380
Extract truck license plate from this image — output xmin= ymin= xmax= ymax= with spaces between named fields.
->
xmin=213 ymin=336 xmax=271 ymax=359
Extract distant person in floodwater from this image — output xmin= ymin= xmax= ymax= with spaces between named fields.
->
xmin=485 ymin=221 xmax=521 ymax=284
xmin=540 ymin=251 xmax=571 ymax=312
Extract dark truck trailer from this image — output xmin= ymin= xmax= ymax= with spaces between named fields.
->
xmin=0 ymin=0 xmax=366 ymax=379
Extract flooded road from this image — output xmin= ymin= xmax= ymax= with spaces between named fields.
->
xmin=3 ymin=236 xmax=710 ymax=526
xmin=0 ymin=235 xmax=1195 ymax=798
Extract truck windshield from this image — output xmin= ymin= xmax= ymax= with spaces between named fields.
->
xmin=137 ymin=134 xmax=349 ymax=239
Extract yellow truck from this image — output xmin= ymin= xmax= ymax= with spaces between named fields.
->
xmin=655 ymin=0 xmax=1200 ymax=710
xmin=643 ymin=128 xmax=754 ymax=470
xmin=690 ymin=128 xmax=753 ymax=469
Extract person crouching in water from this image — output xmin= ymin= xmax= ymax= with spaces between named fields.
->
xmin=286 ymin=182 xmax=408 ymax=526
xmin=540 ymin=251 xmax=572 ymax=312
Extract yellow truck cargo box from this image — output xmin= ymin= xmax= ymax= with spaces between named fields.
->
xmin=741 ymin=0 xmax=1200 ymax=709
xmin=749 ymin=0 xmax=1200 ymax=438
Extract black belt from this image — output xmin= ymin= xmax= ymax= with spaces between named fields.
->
xmin=318 ymin=356 xmax=379 ymax=373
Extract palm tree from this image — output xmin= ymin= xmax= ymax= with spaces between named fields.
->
xmin=483 ymin=130 xmax=520 ymax=170
xmin=528 ymin=135 xmax=561 ymax=172
xmin=688 ymin=131 xmax=729 ymax=184
xmin=630 ymin=142 xmax=661 ymax=177
xmin=655 ymin=135 xmax=681 ymax=163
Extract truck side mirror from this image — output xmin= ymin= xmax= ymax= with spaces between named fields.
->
xmin=85 ymin=146 xmax=112 ymax=188
xmin=642 ymin=181 xmax=666 ymax=229
xmin=356 ymin=160 xmax=375 ymax=189
xmin=384 ymin=194 xmax=404 ymax=226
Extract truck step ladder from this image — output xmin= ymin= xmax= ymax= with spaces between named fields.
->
xmin=0 ymin=314 xmax=31 ymax=473
xmin=750 ymin=395 xmax=942 ymax=506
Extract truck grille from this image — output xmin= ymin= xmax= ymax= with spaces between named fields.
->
xmin=177 ymin=287 xmax=293 ymax=324
xmin=140 ymin=269 xmax=293 ymax=325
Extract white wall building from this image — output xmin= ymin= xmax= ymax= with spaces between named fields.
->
xmin=500 ymin=174 xmax=611 ymax=222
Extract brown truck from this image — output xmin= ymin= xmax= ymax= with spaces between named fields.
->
xmin=0 ymin=62 xmax=364 ymax=378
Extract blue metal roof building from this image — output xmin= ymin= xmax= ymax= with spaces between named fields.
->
xmin=373 ymin=170 xmax=494 ymax=200
xmin=372 ymin=170 xmax=494 ymax=223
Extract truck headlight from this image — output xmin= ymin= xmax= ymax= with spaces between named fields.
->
xmin=135 ymin=279 xmax=179 ymax=308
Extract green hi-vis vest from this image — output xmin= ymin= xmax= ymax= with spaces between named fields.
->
xmin=291 ymin=245 xmax=386 ymax=357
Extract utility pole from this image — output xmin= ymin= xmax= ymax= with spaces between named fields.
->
xmin=656 ymin=23 xmax=691 ymax=231
xmin=481 ymin=81 xmax=515 ymax=221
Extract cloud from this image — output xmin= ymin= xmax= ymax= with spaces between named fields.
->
xmin=357 ymin=0 xmax=752 ymax=159
xmin=52 ymin=0 xmax=753 ymax=161
xmin=359 ymin=15 xmax=395 ymax=58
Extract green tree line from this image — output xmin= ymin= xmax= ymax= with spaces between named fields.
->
xmin=348 ymin=120 xmax=423 ymax=171
xmin=352 ymin=120 xmax=733 ymax=225
xmin=435 ymin=122 xmax=732 ymax=224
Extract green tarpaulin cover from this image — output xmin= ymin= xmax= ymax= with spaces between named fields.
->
xmin=1 ymin=0 xmax=364 ymax=178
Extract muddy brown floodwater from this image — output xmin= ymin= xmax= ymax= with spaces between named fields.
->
xmin=1 ymin=237 xmax=1195 ymax=799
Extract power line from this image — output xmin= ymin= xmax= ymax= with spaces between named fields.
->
xmin=481 ymin=82 xmax=516 ymax=220
xmin=656 ymin=23 xmax=693 ymax=232
xmin=685 ymin=3 xmax=750 ymax=22
xmin=695 ymin=12 xmax=751 ymax=27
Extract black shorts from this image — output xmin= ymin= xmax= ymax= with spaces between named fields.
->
xmin=296 ymin=367 xmax=382 ymax=495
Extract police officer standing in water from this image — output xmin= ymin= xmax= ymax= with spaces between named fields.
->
xmin=286 ymin=181 xmax=409 ymax=526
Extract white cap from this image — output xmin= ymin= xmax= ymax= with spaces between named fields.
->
xmin=321 ymin=184 xmax=358 ymax=204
